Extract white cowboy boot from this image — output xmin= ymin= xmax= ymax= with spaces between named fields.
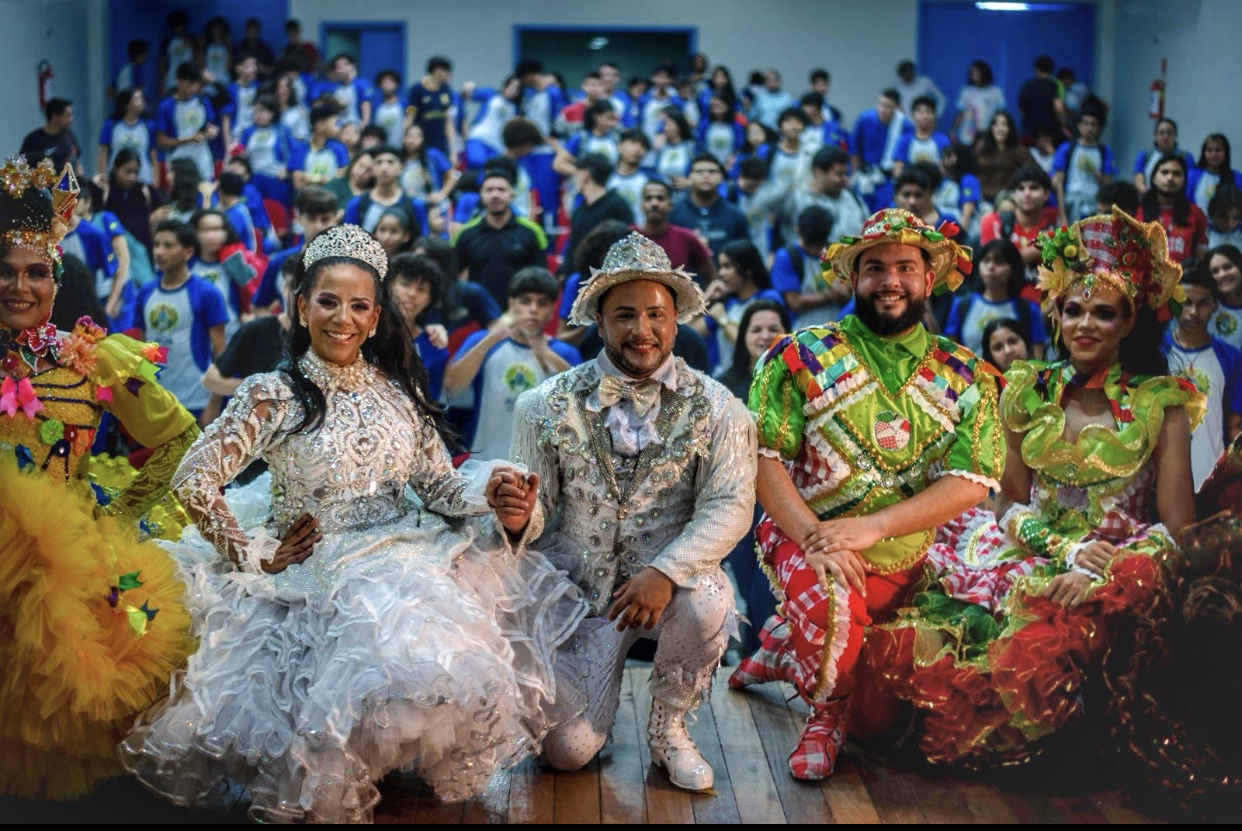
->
xmin=647 ymin=699 xmax=713 ymax=791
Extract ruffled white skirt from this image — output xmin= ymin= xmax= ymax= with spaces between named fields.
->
xmin=120 ymin=477 xmax=586 ymax=823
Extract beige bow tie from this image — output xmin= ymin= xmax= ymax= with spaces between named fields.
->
xmin=598 ymin=373 xmax=662 ymax=417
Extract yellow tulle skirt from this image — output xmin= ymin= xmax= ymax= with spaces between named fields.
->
xmin=0 ymin=459 xmax=194 ymax=800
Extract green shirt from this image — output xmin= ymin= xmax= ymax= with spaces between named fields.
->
xmin=748 ymin=316 xmax=1004 ymax=572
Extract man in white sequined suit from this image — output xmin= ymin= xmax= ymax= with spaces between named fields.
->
xmin=512 ymin=233 xmax=756 ymax=792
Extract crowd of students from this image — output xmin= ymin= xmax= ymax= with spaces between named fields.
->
xmin=18 ymin=10 xmax=1242 ymax=494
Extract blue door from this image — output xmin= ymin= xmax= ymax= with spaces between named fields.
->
xmin=321 ymin=23 xmax=406 ymax=84
xmin=918 ymin=1 xmax=1096 ymax=135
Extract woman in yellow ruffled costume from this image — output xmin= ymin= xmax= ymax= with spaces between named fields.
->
xmin=0 ymin=157 xmax=197 ymax=799
xmin=863 ymin=208 xmax=1204 ymax=766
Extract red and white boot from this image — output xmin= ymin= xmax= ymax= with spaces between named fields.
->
xmin=729 ymin=615 xmax=794 ymax=689
xmin=788 ymin=698 xmax=848 ymax=781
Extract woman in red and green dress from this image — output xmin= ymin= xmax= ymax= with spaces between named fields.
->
xmin=865 ymin=208 xmax=1203 ymax=765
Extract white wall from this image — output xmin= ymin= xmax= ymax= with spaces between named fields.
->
xmin=1 ymin=0 xmax=1236 ymax=184
xmin=289 ymin=0 xmax=917 ymax=127
xmin=0 ymin=0 xmax=103 ymax=167
xmin=1108 ymin=0 xmax=1241 ymax=174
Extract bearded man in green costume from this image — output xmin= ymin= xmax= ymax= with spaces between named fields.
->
xmin=728 ymin=208 xmax=1004 ymax=780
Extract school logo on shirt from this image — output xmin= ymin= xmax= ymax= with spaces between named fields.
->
xmin=1178 ymin=365 xmax=1212 ymax=397
xmin=1216 ymin=310 xmax=1237 ymax=336
xmin=147 ymin=302 xmax=180 ymax=333
xmin=504 ymin=362 xmax=538 ymax=394
xmin=873 ymin=410 xmax=912 ymax=452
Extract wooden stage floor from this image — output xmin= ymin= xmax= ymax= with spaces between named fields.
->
xmin=7 ymin=667 xmax=1169 ymax=824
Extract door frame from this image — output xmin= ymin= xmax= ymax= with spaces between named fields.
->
xmin=318 ymin=19 xmax=408 ymax=74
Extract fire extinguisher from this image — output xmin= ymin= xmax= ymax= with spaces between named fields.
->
xmin=1148 ymin=58 xmax=1166 ymax=120
xmin=37 ymin=60 xmax=54 ymax=109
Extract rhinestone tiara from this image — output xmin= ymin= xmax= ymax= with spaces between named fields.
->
xmin=303 ymin=224 xmax=389 ymax=279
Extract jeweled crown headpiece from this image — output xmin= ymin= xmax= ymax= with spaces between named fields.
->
xmin=0 ymin=156 xmax=79 ymax=280
xmin=567 ymin=231 xmax=706 ymax=325
xmin=303 ymin=223 xmax=389 ymax=279
xmin=1035 ymin=208 xmax=1185 ymax=324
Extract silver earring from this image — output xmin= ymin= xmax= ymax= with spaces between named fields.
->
xmin=369 ymin=329 xmax=377 ymax=338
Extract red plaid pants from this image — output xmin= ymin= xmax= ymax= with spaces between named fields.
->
xmin=758 ymin=516 xmax=923 ymax=703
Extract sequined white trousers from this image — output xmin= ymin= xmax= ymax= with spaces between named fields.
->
xmin=541 ymin=566 xmax=734 ymax=771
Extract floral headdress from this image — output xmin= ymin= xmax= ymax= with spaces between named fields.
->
xmin=822 ymin=208 xmax=973 ymax=295
xmin=1035 ymin=208 xmax=1185 ymax=330
xmin=0 ymin=156 xmax=79 ymax=281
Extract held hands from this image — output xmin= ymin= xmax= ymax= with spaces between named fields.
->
xmin=486 ymin=468 xmax=539 ymax=535
xmin=607 ymin=566 xmax=676 ymax=631
xmin=263 ymin=513 xmax=321 ymax=574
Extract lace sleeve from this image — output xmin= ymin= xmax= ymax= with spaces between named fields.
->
xmin=407 ymin=413 xmax=494 ymax=518
xmin=171 ymin=373 xmax=292 ymax=565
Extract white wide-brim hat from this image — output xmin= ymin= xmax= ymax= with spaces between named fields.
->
xmin=567 ymin=232 xmax=706 ymax=326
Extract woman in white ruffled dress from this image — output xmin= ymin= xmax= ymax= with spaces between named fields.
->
xmin=120 ymin=225 xmax=586 ymax=823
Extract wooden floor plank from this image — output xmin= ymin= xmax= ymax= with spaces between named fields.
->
xmin=1003 ymin=792 xmax=1063 ymax=824
xmin=951 ymin=780 xmax=1022 ymax=824
xmin=1050 ymin=795 xmax=1111 ymax=824
xmin=820 ymin=755 xmax=883 ymax=824
xmin=599 ymin=666 xmax=649 ymax=824
xmin=684 ymin=684 xmax=742 ymax=825
xmin=553 ymin=756 xmax=601 ymax=824
xmin=741 ymin=682 xmax=834 ymax=823
xmin=1093 ymin=791 xmax=1162 ymax=825
xmin=632 ymin=667 xmax=696 ymax=824
xmin=462 ymin=765 xmax=513 ymax=824
xmin=708 ymin=673 xmax=787 ymax=824
xmin=506 ymin=756 xmax=555 ymax=824
xmin=7 ymin=666 xmax=1185 ymax=825
xmin=852 ymin=754 xmax=931 ymax=824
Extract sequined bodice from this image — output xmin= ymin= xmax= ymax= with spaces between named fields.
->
xmin=173 ymin=350 xmax=489 ymax=565
xmin=266 ymin=352 xmax=422 ymax=536
xmin=0 ymin=365 xmax=100 ymax=483
xmin=1031 ymin=459 xmax=1157 ymax=538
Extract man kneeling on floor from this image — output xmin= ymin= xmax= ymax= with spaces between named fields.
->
xmin=512 ymin=232 xmax=756 ymax=791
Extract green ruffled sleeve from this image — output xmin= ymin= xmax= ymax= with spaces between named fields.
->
xmin=92 ymin=334 xmax=196 ymax=448
xmin=748 ymin=335 xmax=806 ymax=460
xmin=90 ymin=334 xmax=200 ymax=519
xmin=1005 ymin=361 xmax=1206 ymax=484
xmin=944 ymin=362 xmax=1004 ymax=488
